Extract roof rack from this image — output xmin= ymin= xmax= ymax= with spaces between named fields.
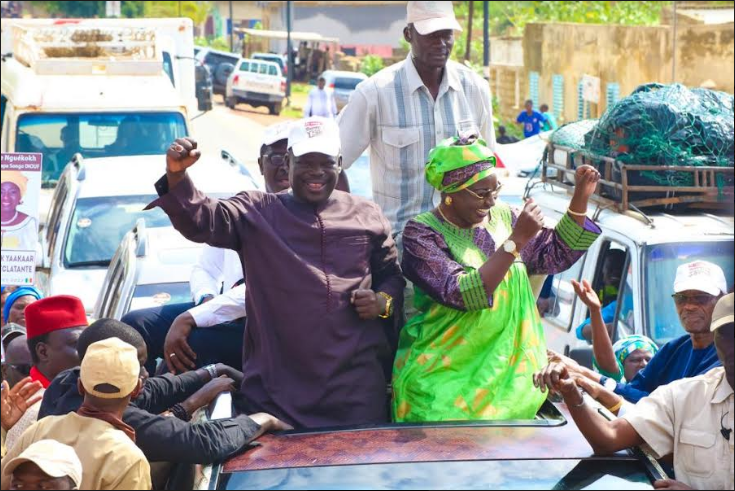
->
xmin=542 ymin=142 xmax=734 ymax=214
xmin=12 ymin=24 xmax=161 ymax=76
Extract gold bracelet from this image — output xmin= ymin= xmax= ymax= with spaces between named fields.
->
xmin=567 ymin=208 xmax=588 ymax=217
xmin=607 ymin=399 xmax=624 ymax=414
xmin=377 ymin=292 xmax=393 ymax=319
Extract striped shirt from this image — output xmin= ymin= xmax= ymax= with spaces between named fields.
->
xmin=338 ymin=54 xmax=496 ymax=247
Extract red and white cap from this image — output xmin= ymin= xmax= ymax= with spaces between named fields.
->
xmin=407 ymin=1 xmax=463 ymax=35
xmin=674 ymin=260 xmax=728 ymax=297
xmin=288 ymin=117 xmax=341 ymax=158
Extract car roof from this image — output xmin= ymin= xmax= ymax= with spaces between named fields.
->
xmin=527 ymin=183 xmax=734 ymax=245
xmin=222 ymin=403 xmax=608 ymax=474
xmin=239 ymin=58 xmax=280 ymax=69
xmin=321 ymin=70 xmax=367 ymax=79
xmin=134 ymin=226 xmax=203 ymax=285
xmin=199 ymin=47 xmax=239 ymax=58
xmin=71 ymin=154 xmax=260 ymax=199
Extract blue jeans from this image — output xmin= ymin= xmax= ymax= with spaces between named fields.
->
xmin=122 ymin=302 xmax=244 ymax=374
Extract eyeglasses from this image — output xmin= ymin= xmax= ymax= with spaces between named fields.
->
xmin=264 ymin=153 xmax=287 ymax=168
xmin=671 ymin=293 xmax=716 ymax=306
xmin=3 ymin=363 xmax=31 ymax=376
xmin=464 ymin=183 xmax=503 ymax=201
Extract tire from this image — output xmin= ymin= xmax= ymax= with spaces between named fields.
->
xmin=225 ymin=96 xmax=237 ymax=109
xmin=269 ymin=102 xmax=282 ymax=116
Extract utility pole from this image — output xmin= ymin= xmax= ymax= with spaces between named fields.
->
xmin=464 ymin=1 xmax=473 ymax=62
xmin=229 ymin=0 xmax=234 ymax=52
xmin=286 ymin=1 xmax=293 ymax=100
xmin=483 ymin=1 xmax=489 ymax=80
xmin=672 ymin=1 xmax=677 ymax=83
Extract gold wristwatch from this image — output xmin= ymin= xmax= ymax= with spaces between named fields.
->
xmin=377 ymin=292 xmax=393 ymax=319
xmin=503 ymin=239 xmax=521 ymax=260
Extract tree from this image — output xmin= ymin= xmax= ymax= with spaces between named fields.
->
xmin=31 ymin=1 xmax=145 ymax=18
xmin=143 ymin=1 xmax=211 ymax=25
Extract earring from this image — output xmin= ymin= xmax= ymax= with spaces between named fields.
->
xmin=444 ymin=196 xmax=453 ymax=206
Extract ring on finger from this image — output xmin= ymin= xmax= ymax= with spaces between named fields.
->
xmin=169 ymin=353 xmax=177 ymax=358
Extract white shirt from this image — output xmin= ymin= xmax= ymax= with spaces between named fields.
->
xmin=304 ymin=87 xmax=337 ymax=118
xmin=337 ymin=54 xmax=496 ymax=246
xmin=623 ymin=367 xmax=734 ymax=490
xmin=189 ymin=246 xmax=243 ymax=303
xmin=188 ymin=283 xmax=247 ymax=328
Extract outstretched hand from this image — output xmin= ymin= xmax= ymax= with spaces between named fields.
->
xmin=1 ymin=378 xmax=44 ymax=432
xmin=572 ymin=279 xmax=602 ymax=311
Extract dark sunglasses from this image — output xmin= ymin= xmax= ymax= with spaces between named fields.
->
xmin=3 ymin=363 xmax=32 ymax=376
xmin=671 ymin=293 xmax=715 ymax=306
xmin=264 ymin=153 xmax=288 ymax=168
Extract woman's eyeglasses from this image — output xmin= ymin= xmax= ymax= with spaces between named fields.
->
xmin=464 ymin=183 xmax=503 ymax=201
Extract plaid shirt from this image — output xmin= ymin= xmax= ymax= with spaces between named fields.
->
xmin=338 ymin=54 xmax=496 ymax=248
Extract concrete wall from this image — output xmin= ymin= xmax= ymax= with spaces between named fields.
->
xmin=523 ymin=22 xmax=734 ymax=125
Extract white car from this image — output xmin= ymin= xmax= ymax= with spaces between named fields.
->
xmin=94 ymin=224 xmax=204 ymax=320
xmin=319 ymin=70 xmax=368 ymax=111
xmin=36 ymin=154 xmax=260 ymax=313
xmin=225 ymin=58 xmax=286 ymax=115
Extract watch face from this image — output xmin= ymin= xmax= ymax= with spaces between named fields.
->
xmin=504 ymin=240 xmax=516 ymax=253
xmin=604 ymin=378 xmax=617 ymax=391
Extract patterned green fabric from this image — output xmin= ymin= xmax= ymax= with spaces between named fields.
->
xmin=594 ymin=334 xmax=659 ymax=382
xmin=392 ymin=203 xmax=547 ymax=422
xmin=557 ymin=213 xmax=599 ymax=251
xmin=425 ymin=136 xmax=496 ymax=194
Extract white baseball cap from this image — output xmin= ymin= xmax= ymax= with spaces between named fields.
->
xmin=407 ymin=1 xmax=463 ymax=35
xmin=262 ymin=121 xmax=293 ymax=147
xmin=673 ymin=260 xmax=728 ymax=297
xmin=288 ymin=117 xmax=341 ymax=158
xmin=4 ymin=440 xmax=83 ymax=488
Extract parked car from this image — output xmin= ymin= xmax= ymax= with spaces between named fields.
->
xmin=204 ymin=400 xmax=664 ymax=490
xmin=225 ymin=58 xmax=286 ymax=115
xmin=252 ymin=52 xmax=287 ymax=76
xmin=94 ymin=224 xmax=204 ymax=320
xmin=195 ymin=47 xmax=241 ymax=96
xmin=319 ymin=70 xmax=368 ymax=111
xmin=35 ymin=154 xmax=260 ymax=313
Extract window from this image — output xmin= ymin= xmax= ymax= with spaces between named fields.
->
xmin=249 ymin=62 xmax=259 ymax=73
xmin=239 ymin=61 xmax=250 ymax=72
xmin=162 ymin=51 xmax=175 ymax=87
xmin=268 ymin=65 xmax=278 ymax=76
xmin=606 ymin=83 xmax=620 ymax=111
xmin=0 ymin=94 xmax=7 ymax=134
xmin=577 ymin=81 xmax=585 ymax=121
xmin=644 ymin=241 xmax=734 ymax=346
xmin=46 ymin=176 xmax=69 ymax=260
xmin=259 ymin=64 xmax=269 ymax=75
xmin=16 ymin=112 xmax=188 ymax=182
xmin=334 ymin=78 xmax=363 ymax=91
xmin=552 ymin=75 xmax=564 ymax=119
xmin=545 ymin=254 xmax=586 ymax=330
xmin=529 ymin=71 xmax=540 ymax=108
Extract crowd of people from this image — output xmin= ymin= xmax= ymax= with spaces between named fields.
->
xmin=0 ymin=2 xmax=732 ymax=490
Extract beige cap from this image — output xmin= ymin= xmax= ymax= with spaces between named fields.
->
xmin=80 ymin=337 xmax=140 ymax=399
xmin=711 ymin=293 xmax=734 ymax=332
xmin=4 ymin=440 xmax=82 ymax=487
xmin=407 ymin=1 xmax=463 ymax=35
xmin=673 ymin=260 xmax=728 ymax=297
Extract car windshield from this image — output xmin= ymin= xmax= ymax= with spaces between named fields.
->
xmin=64 ymin=196 xmax=171 ymax=268
xmin=219 ymin=459 xmax=653 ymax=490
xmin=645 ymin=240 xmax=734 ymax=345
xmin=130 ymin=283 xmax=191 ymax=312
xmin=334 ymin=77 xmax=363 ymax=90
xmin=16 ymin=112 xmax=188 ymax=183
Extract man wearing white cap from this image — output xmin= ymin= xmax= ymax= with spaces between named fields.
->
xmin=338 ymin=1 xmax=496 ymax=252
xmin=1 ymin=337 xmax=151 ymax=490
xmin=535 ymin=293 xmax=734 ymax=490
xmin=148 ymin=118 xmax=404 ymax=429
xmin=124 ymin=122 xmax=294 ymax=376
xmin=4 ymin=440 xmax=82 ymax=490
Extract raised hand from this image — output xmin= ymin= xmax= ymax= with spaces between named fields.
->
xmin=573 ymin=164 xmax=601 ymax=202
xmin=572 ymin=279 xmax=602 ymax=312
xmin=166 ymin=137 xmax=202 ymax=174
xmin=511 ymin=199 xmax=544 ymax=247
xmin=1 ymin=378 xmax=44 ymax=432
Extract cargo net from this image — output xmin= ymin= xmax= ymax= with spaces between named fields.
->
xmin=551 ymin=83 xmax=734 ymax=189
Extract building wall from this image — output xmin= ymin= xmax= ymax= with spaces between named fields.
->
xmin=523 ymin=22 xmax=735 ymax=125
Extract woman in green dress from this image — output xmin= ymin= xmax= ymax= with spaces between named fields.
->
xmin=393 ymin=135 xmax=602 ymax=421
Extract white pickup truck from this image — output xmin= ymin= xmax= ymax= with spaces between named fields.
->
xmin=225 ymin=58 xmax=286 ymax=115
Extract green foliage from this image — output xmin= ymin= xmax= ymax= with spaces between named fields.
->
xmin=143 ymin=1 xmax=211 ymax=24
xmin=360 ymin=55 xmax=385 ymax=77
xmin=31 ymin=1 xmax=104 ymax=17
xmin=194 ymin=36 xmax=232 ymax=52
xmin=32 ymin=0 xmax=207 ymax=19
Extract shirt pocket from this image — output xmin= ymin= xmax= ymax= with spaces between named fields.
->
xmin=380 ymin=126 xmax=420 ymax=172
xmin=677 ymin=428 xmax=716 ymax=478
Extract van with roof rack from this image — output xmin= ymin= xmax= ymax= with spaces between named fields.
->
xmin=528 ymin=141 xmax=734 ymax=366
